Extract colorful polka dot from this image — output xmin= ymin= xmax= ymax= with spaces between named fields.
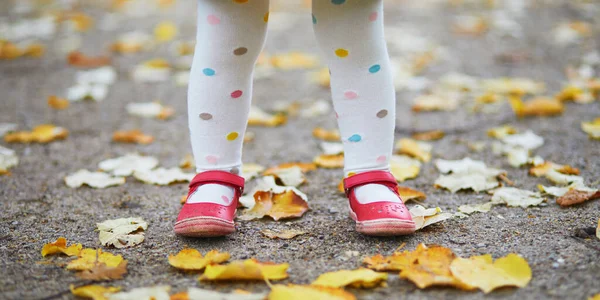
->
xmin=199 ymin=113 xmax=213 ymax=120
xmin=231 ymin=90 xmax=243 ymax=98
xmin=335 ymin=48 xmax=349 ymax=58
xmin=376 ymin=155 xmax=387 ymax=164
xmin=226 ymin=132 xmax=239 ymax=141
xmin=233 ymin=47 xmax=248 ymax=56
xmin=369 ymin=11 xmax=378 ymax=22
xmin=369 ymin=64 xmax=381 ymax=73
xmin=376 ymin=109 xmax=388 ymax=118
xmin=332 ymin=0 xmax=346 ymax=4
xmin=263 ymin=12 xmax=269 ymax=22
xmin=344 ymin=91 xmax=358 ymax=99
xmin=203 ymin=68 xmax=215 ymax=76
xmin=207 ymin=15 xmax=220 ymax=25
xmin=205 ymin=155 xmax=218 ymax=164
xmin=312 ymin=14 xmax=317 ymax=24
xmin=221 ymin=195 xmax=230 ymax=203
xmin=348 ymin=134 xmax=362 ymax=142
xmin=230 ymin=167 xmax=240 ymax=174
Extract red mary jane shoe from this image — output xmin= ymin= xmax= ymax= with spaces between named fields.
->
xmin=343 ymin=170 xmax=416 ymax=236
xmin=174 ymin=170 xmax=244 ymax=237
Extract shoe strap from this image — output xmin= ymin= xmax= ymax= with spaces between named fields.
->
xmin=189 ymin=170 xmax=245 ymax=195
xmin=343 ymin=170 xmax=398 ymax=196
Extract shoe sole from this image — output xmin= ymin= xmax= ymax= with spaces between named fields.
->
xmin=349 ymin=210 xmax=416 ymax=236
xmin=174 ymin=216 xmax=235 ymax=237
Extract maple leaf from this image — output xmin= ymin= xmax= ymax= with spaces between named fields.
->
xmin=395 ymin=138 xmax=432 ymax=162
xmin=199 ymin=259 xmax=289 ymax=281
xmin=168 ymin=249 xmax=230 ymax=271
xmin=97 ymin=217 xmax=148 ymax=248
xmin=41 ymin=237 xmax=82 ymax=257
xmin=239 ymin=189 xmax=309 ymax=221
xmin=390 ymin=155 xmax=421 ymax=182
xmin=126 ymin=102 xmax=175 ymax=120
xmin=268 ymin=285 xmax=355 ymax=300
xmin=313 ymin=153 xmax=344 ymax=169
xmin=311 ymin=268 xmax=388 ymax=288
xmin=450 ymin=254 xmax=532 ymax=293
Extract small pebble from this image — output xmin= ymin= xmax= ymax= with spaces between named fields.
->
xmin=557 ymin=258 xmax=565 ymax=264
xmin=476 ymin=243 xmax=486 ymax=247
xmin=552 ymin=262 xmax=559 ymax=268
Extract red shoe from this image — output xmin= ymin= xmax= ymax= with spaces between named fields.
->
xmin=174 ymin=170 xmax=244 ymax=237
xmin=343 ymin=171 xmax=416 ymax=236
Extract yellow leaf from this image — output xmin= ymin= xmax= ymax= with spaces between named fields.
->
xmin=263 ymin=162 xmax=317 ymax=175
xmin=363 ymin=244 xmax=429 ymax=272
xmin=248 ymin=106 xmax=287 ymax=127
xmin=450 ymin=253 xmax=532 ymax=293
xmin=67 ymin=51 xmax=111 ymax=68
xmin=312 ymin=127 xmax=341 ymax=141
xmin=41 ymin=237 xmax=82 ymax=257
xmin=487 ymin=125 xmax=517 ymax=139
xmin=411 ymin=130 xmax=445 ymax=141
xmin=70 ymin=284 xmax=121 ymax=300
xmin=581 ymin=117 xmax=600 ymax=140
xmin=395 ymin=138 xmax=431 ymax=162
xmin=66 ymin=248 xmax=124 ymax=271
xmin=0 ymin=41 xmax=23 ymax=59
xmin=47 ymin=96 xmax=70 ymax=110
xmin=390 ymin=155 xmax=421 ymax=182
xmin=268 ymin=285 xmax=355 ymax=300
xmin=529 ymin=161 xmax=579 ymax=177
xmin=77 ymin=260 xmax=127 ymax=281
xmin=311 ymin=268 xmax=387 ymax=289
xmin=309 ymin=67 xmax=330 ymax=88
xmin=112 ymin=129 xmax=154 ymax=144
xmin=70 ymin=13 xmax=94 ymax=32
xmin=270 ymin=52 xmax=319 ymax=70
xmin=590 ymin=294 xmax=600 ymax=300
xmin=4 ymin=124 xmax=68 ymax=143
xmin=154 ymin=21 xmax=178 ymax=42
xmin=199 ymin=259 xmax=289 ymax=281
xmin=260 ymin=229 xmax=306 ymax=240
xmin=411 ymin=94 xmax=458 ymax=112
xmin=240 ymin=190 xmax=309 ymax=221
xmin=314 ymin=153 xmax=344 ymax=169
xmin=168 ymin=249 xmax=230 ymax=271
xmin=509 ymin=96 xmax=564 ymax=117
xmin=397 ymin=186 xmax=427 ymax=202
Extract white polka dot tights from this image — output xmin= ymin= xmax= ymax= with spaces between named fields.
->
xmin=188 ymin=0 xmax=400 ymax=205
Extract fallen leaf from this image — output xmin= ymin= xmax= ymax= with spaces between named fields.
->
xmin=260 ymin=229 xmax=307 ymax=240
xmin=75 ymin=66 xmax=117 ymax=85
xmin=98 ymin=154 xmax=159 ymax=177
xmin=452 ymin=15 xmax=488 ymax=36
xmin=67 ymin=248 xmax=125 ymax=271
xmin=41 ymin=237 xmax=82 ymax=257
xmin=450 ymin=254 xmax=532 ymax=293
xmin=97 ymin=217 xmax=148 ymax=248
xmin=556 ymin=189 xmax=600 ymax=207
xmin=411 ymin=130 xmax=445 ymax=141
xmin=399 ymin=244 xmax=474 ymax=290
xmin=110 ymin=31 xmax=153 ymax=54
xmin=434 ymin=158 xmax=506 ymax=193
xmin=65 ymin=170 xmax=126 ymax=189
xmin=390 ymin=155 xmax=422 ymax=182
xmin=544 ymin=169 xmax=584 ymax=185
xmin=553 ymin=21 xmax=591 ymax=45
xmin=395 ymin=138 xmax=432 ymax=162
xmin=0 ymin=145 xmax=18 ymax=174
xmin=0 ymin=123 xmax=17 ymax=137
xmin=112 ymin=130 xmax=154 ymax=144
xmin=248 ymin=106 xmax=287 ymax=127
xmin=311 ymin=268 xmax=387 ymax=288
xmin=241 ymin=163 xmax=266 ymax=181
xmin=409 ymin=205 xmax=453 ymax=230
xmin=187 ymin=288 xmax=265 ymax=300
xmin=268 ymin=285 xmax=355 ymax=300
xmin=66 ymin=83 xmax=108 ymax=102
xmin=67 ymin=51 xmax=111 ymax=68
xmin=312 ymin=127 xmax=341 ymax=141
xmin=482 ymin=78 xmax=545 ymax=95
xmin=70 ymin=284 xmax=121 ymax=300
xmin=132 ymin=59 xmax=171 ymax=83
xmin=509 ymin=96 xmax=564 ymax=117
xmin=109 ymin=286 xmax=170 ymax=300
xmin=47 ymin=96 xmax=70 ymax=110
xmin=263 ymin=162 xmax=316 ymax=175
xmin=270 ymin=52 xmax=319 ymax=70
xmin=319 ymin=142 xmax=344 ymax=155
xmin=458 ymin=202 xmax=492 ymax=215
xmin=529 ymin=161 xmax=580 ymax=177
xmin=397 ymin=186 xmax=427 ymax=202
xmin=581 ymin=117 xmax=600 ymax=139
xmin=4 ymin=124 xmax=68 ymax=143
xmin=126 ymin=102 xmax=175 ymax=120
xmin=78 ymin=261 xmax=128 ymax=281
xmin=299 ymin=99 xmax=331 ymax=118
xmin=491 ymin=187 xmax=545 ymax=208
xmin=239 ymin=189 xmax=309 ymax=221
xmin=501 ymin=130 xmax=544 ymax=150
xmin=314 ymin=153 xmax=344 ymax=169
xmin=199 ymin=259 xmax=289 ymax=281
xmin=538 ymin=181 xmax=596 ymax=197
xmin=363 ymin=244 xmax=428 ymax=272
xmin=487 ymin=125 xmax=517 ymax=139
xmin=412 ymin=94 xmax=459 ymax=112
xmin=179 ymin=154 xmax=194 ymax=169
xmin=154 ymin=21 xmax=177 ymax=42
xmin=168 ymin=249 xmax=230 ymax=271
xmin=133 ymin=167 xmax=194 ymax=185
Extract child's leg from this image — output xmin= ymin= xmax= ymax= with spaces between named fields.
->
xmin=312 ymin=0 xmax=400 ymax=204
xmin=187 ymin=0 xmax=269 ymax=204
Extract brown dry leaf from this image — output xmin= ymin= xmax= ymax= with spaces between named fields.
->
xmin=412 ymin=130 xmax=445 ymax=141
xmin=78 ymin=261 xmax=128 ymax=281
xmin=312 ymin=127 xmax=341 ymax=141
xmin=263 ymin=162 xmax=317 ymax=175
xmin=4 ymin=124 xmax=68 ymax=143
xmin=509 ymin=96 xmax=564 ymax=117
xmin=311 ymin=268 xmax=388 ymax=289
xmin=395 ymin=138 xmax=431 ymax=162
xmin=397 ymin=186 xmax=427 ymax=202
xmin=314 ymin=153 xmax=344 ymax=169
xmin=112 ymin=130 xmax=154 ymax=144
xmin=556 ymin=189 xmax=600 ymax=207
xmin=581 ymin=118 xmax=600 ymax=140
xmin=261 ymin=229 xmax=306 ymax=240
xmin=450 ymin=254 xmax=532 ymax=293
xmin=270 ymin=52 xmax=319 ymax=70
xmin=70 ymin=284 xmax=121 ymax=300
xmin=67 ymin=51 xmax=111 ymax=68
xmin=363 ymin=243 xmax=427 ymax=272
xmin=47 ymin=96 xmax=70 ymax=110
xmin=399 ymin=245 xmax=475 ymax=290
xmin=268 ymin=284 xmax=355 ymax=300
xmin=248 ymin=106 xmax=287 ymax=127
xmin=41 ymin=237 xmax=82 ymax=257
xmin=168 ymin=249 xmax=230 ymax=271
xmin=170 ymin=291 xmax=189 ymax=300
xmin=199 ymin=259 xmax=289 ymax=281
xmin=240 ymin=190 xmax=309 ymax=221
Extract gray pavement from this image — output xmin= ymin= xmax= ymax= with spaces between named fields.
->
xmin=1 ymin=1 xmax=599 ymax=299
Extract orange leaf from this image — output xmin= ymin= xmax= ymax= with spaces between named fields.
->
xmin=112 ymin=130 xmax=154 ymax=144
xmin=168 ymin=249 xmax=230 ymax=271
xmin=556 ymin=190 xmax=600 ymax=207
xmin=263 ymin=162 xmax=317 ymax=175
xmin=67 ymin=51 xmax=111 ymax=68
xmin=314 ymin=153 xmax=344 ymax=169
xmin=77 ymin=260 xmax=128 ymax=281
xmin=4 ymin=124 xmax=68 ymax=143
xmin=397 ymin=186 xmax=427 ymax=202
xmin=509 ymin=96 xmax=564 ymax=117
xmin=48 ymin=96 xmax=70 ymax=110
xmin=41 ymin=237 xmax=82 ymax=257
xmin=411 ymin=130 xmax=445 ymax=141
xmin=312 ymin=127 xmax=341 ymax=141
xmin=240 ymin=190 xmax=309 ymax=221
